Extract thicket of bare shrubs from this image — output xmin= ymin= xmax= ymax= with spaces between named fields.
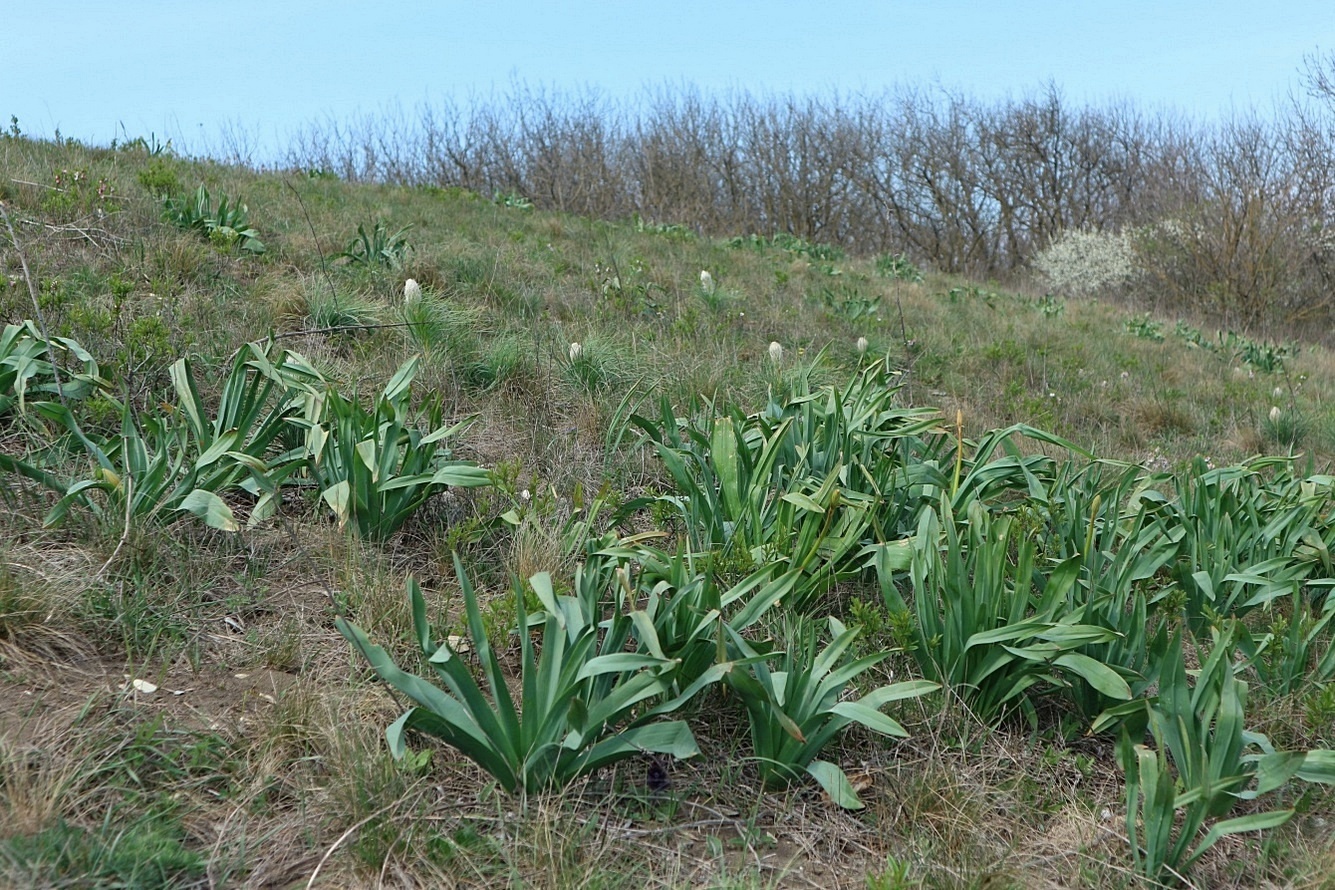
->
xmin=282 ymin=70 xmax=1335 ymax=337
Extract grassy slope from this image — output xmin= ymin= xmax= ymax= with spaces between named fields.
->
xmin=2 ymin=134 xmax=1333 ymax=888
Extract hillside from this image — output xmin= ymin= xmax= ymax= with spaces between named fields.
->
xmin=2 ymin=133 xmax=1334 ymax=888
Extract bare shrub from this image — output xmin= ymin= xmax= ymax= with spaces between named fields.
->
xmin=1133 ymin=111 xmax=1335 ymax=334
xmin=279 ymin=82 xmax=1335 ymax=337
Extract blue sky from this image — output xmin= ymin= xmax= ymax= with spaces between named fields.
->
xmin=4 ymin=2 xmax=1331 ymax=160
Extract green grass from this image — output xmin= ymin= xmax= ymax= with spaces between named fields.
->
xmin=3 ymin=131 xmax=1335 ymax=888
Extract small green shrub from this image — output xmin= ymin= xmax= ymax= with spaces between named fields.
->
xmin=1107 ymin=627 xmax=1335 ymax=886
xmin=298 ymin=355 xmax=491 ymax=539
xmin=305 ymin=289 xmax=382 ymax=330
xmin=136 ymin=159 xmax=180 ymax=197
xmin=633 ymin=215 xmax=695 ymax=240
xmin=875 ymin=253 xmax=923 ymax=282
xmin=337 ymin=561 xmax=705 ymax=794
xmin=1123 ymin=313 xmax=1164 ymax=341
xmin=164 ymin=185 xmax=266 ymax=253
xmin=492 ymin=192 xmax=533 ymax=210
xmin=0 ymin=320 xmax=106 ymax=419
xmin=723 ymin=615 xmax=936 ymax=809
xmin=874 ymin=497 xmax=1132 ymax=726
xmin=817 ymin=283 xmax=881 ymax=320
xmin=337 ymin=221 xmax=413 ymax=268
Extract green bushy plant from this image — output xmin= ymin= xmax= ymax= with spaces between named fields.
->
xmin=874 ymin=253 xmax=923 ymax=282
xmin=1106 ymin=627 xmax=1335 ymax=886
xmin=164 ymin=185 xmax=266 ymax=253
xmin=1123 ymin=313 xmax=1164 ymax=341
xmin=336 ymin=560 xmax=706 ymax=794
xmin=874 ymin=497 xmax=1131 ymax=726
xmin=297 ymin=355 xmax=491 ymax=539
xmin=337 ymin=221 xmax=413 ymax=268
xmin=1030 ymin=462 xmax=1176 ymax=719
xmin=1151 ymin=457 xmax=1335 ymax=630
xmin=722 ymin=616 xmax=936 ymax=809
xmin=37 ymin=344 xmax=318 ymax=531
xmin=625 ymin=361 xmax=940 ymax=610
xmin=0 ymin=320 xmax=106 ymax=418
xmin=136 ymin=158 xmax=180 ymax=197
xmin=1236 ymin=598 xmax=1335 ymax=694
xmin=595 ymin=539 xmax=802 ymax=692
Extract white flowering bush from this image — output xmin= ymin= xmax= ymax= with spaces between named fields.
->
xmin=1032 ymin=229 xmax=1138 ymax=296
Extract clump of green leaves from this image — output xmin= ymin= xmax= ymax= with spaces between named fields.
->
xmin=492 ymin=192 xmax=533 ymax=211
xmin=336 ymin=559 xmax=704 ymax=794
xmin=1123 ymin=313 xmax=1164 ymax=341
xmin=875 ymin=253 xmax=923 ymax=282
xmin=1106 ymin=628 xmax=1335 ymax=886
xmin=0 ymin=320 xmax=106 ymax=419
xmin=136 ymin=158 xmax=179 ymax=197
xmin=874 ymin=497 xmax=1132 ymax=726
xmin=297 ymin=355 xmax=491 ymax=539
xmin=723 ymin=616 xmax=936 ymax=808
xmin=726 ymin=232 xmax=844 ymax=263
xmin=337 ymin=221 xmax=413 ymax=268
xmin=1173 ymin=322 xmax=1295 ymax=373
xmin=35 ymin=344 xmax=318 ymax=532
xmin=625 ymin=361 xmax=940 ymax=612
xmin=164 ymin=185 xmax=266 ymax=253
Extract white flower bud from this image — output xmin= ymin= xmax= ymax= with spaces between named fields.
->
xmin=699 ymin=270 xmax=715 ymax=294
xmin=569 ymin=341 xmax=583 ymax=362
xmin=856 ymin=336 xmax=869 ymax=354
xmin=767 ymin=341 xmax=784 ymax=364
xmin=404 ymin=278 xmax=421 ymax=305
xmin=1269 ymin=406 xmax=1282 ymax=423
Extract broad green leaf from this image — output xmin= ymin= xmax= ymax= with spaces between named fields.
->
xmin=428 ymin=464 xmax=493 ymax=487
xmin=1054 ymin=652 xmax=1133 ymax=700
xmin=828 ymin=701 xmax=908 ymax=737
xmin=383 ymin=356 xmax=420 ymax=403
xmin=579 ymin=721 xmax=700 ymax=775
xmin=1295 ymin=749 xmax=1335 ymax=785
xmin=805 ymin=759 xmax=864 ymax=810
xmin=860 ymin=679 xmax=940 ymax=707
xmin=1249 ymin=751 xmax=1306 ymax=796
xmin=1191 ymin=809 xmax=1294 ymax=868
xmin=712 ymin=416 xmax=742 ymax=521
xmin=780 ymin=491 xmax=825 ymax=513
xmin=322 ymin=480 xmax=351 ymax=526
xmin=246 ymin=491 xmax=277 ymax=529
xmin=178 ymin=489 xmax=239 ymax=531
xmin=577 ymin=652 xmax=674 ymax=679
